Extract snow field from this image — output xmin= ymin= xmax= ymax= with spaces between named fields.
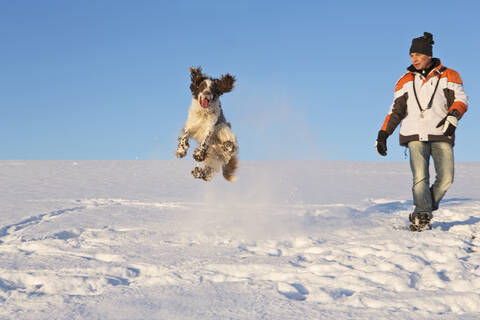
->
xmin=0 ymin=160 xmax=479 ymax=319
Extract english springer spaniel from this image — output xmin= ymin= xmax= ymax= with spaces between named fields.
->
xmin=175 ymin=66 xmax=238 ymax=182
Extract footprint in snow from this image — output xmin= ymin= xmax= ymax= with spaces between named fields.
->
xmin=277 ymin=282 xmax=309 ymax=301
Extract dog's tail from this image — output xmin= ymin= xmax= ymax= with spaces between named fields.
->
xmin=222 ymin=156 xmax=238 ymax=182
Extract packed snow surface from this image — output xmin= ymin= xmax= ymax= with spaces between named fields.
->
xmin=1 ymin=160 xmax=479 ymax=319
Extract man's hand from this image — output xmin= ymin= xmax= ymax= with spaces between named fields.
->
xmin=436 ymin=110 xmax=460 ymax=136
xmin=375 ymin=130 xmax=389 ymax=156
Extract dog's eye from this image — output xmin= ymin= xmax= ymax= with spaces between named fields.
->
xmin=198 ymin=82 xmax=208 ymax=91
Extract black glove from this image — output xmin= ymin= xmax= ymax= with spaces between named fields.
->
xmin=375 ymin=130 xmax=389 ymax=156
xmin=436 ymin=109 xmax=460 ymax=136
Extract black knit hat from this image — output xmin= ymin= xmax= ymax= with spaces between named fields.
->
xmin=410 ymin=32 xmax=434 ymax=56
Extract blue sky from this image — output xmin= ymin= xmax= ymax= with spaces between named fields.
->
xmin=1 ymin=0 xmax=479 ymax=161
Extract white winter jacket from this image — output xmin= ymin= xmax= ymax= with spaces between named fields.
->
xmin=381 ymin=59 xmax=468 ymax=146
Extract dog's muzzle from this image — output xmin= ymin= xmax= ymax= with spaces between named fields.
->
xmin=200 ymin=97 xmax=210 ymax=108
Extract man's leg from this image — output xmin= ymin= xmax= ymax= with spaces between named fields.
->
xmin=430 ymin=142 xmax=454 ymax=211
xmin=408 ymin=141 xmax=433 ymax=215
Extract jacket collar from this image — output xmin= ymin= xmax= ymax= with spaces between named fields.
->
xmin=407 ymin=58 xmax=443 ymax=77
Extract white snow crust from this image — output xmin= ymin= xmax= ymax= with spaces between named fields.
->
xmin=0 ymin=160 xmax=479 ymax=319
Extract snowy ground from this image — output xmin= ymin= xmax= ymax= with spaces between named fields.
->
xmin=0 ymin=160 xmax=479 ymax=319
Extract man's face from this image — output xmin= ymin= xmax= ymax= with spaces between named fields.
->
xmin=410 ymin=52 xmax=432 ymax=70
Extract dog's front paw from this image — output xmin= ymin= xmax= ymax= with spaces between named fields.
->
xmin=193 ymin=146 xmax=207 ymax=162
xmin=175 ymin=139 xmax=189 ymax=158
xmin=175 ymin=149 xmax=187 ymax=158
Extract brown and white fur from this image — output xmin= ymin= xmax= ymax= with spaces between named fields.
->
xmin=175 ymin=66 xmax=238 ymax=182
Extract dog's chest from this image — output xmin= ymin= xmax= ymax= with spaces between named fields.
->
xmin=186 ymin=107 xmax=219 ymax=142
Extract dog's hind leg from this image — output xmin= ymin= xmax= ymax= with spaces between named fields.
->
xmin=222 ymin=155 xmax=238 ymax=182
xmin=192 ymin=149 xmax=223 ymax=181
xmin=191 ymin=166 xmax=214 ymax=181
xmin=216 ymin=126 xmax=237 ymax=159
xmin=222 ymin=141 xmax=237 ymax=159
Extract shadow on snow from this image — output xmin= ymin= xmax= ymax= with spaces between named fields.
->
xmin=432 ymin=216 xmax=480 ymax=231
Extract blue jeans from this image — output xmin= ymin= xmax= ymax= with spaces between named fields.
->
xmin=408 ymin=141 xmax=454 ymax=217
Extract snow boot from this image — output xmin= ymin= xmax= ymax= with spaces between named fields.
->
xmin=409 ymin=212 xmax=432 ymax=232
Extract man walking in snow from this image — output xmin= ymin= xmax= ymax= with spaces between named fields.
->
xmin=375 ymin=32 xmax=469 ymax=231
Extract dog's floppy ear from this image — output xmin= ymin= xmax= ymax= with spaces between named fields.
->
xmin=216 ymin=74 xmax=236 ymax=94
xmin=190 ymin=66 xmax=204 ymax=82
xmin=189 ymin=66 xmax=206 ymax=95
